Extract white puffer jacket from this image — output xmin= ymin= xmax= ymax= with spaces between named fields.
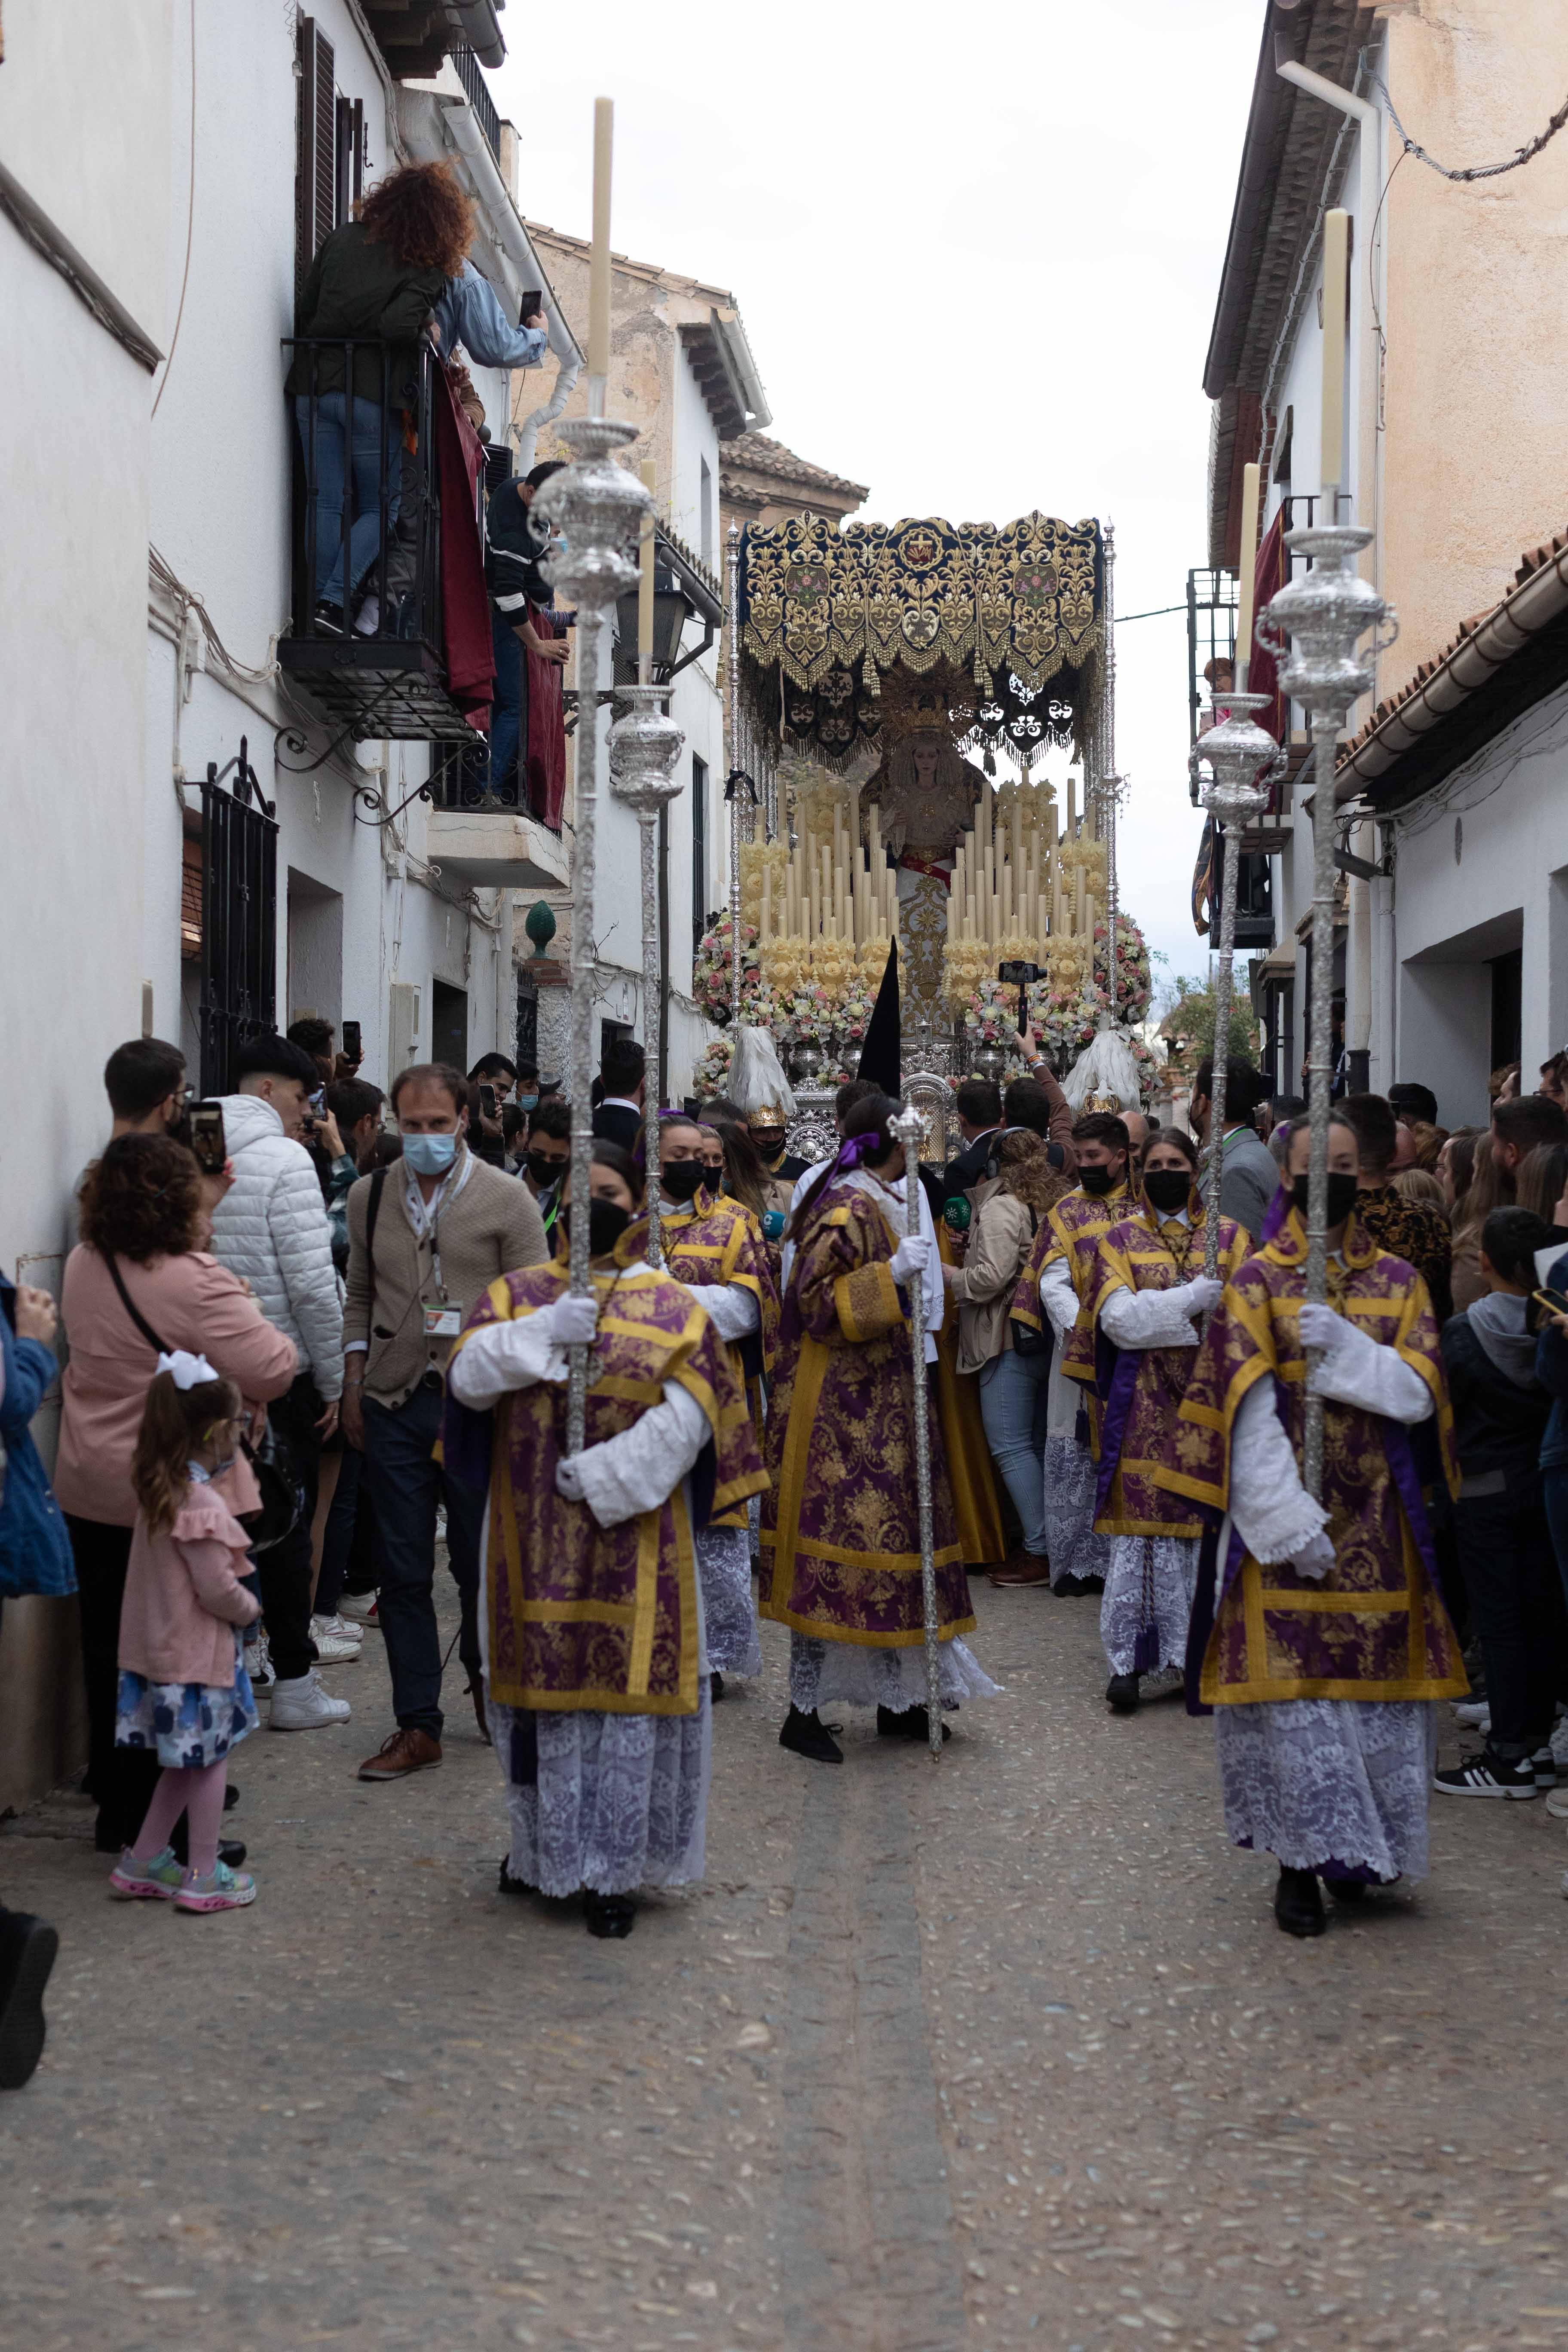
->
xmin=207 ymin=1093 xmax=343 ymax=1399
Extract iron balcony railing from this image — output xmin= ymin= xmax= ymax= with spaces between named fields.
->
xmin=452 ymin=45 xmax=501 ymax=162
xmin=279 ymin=336 xmax=482 ymax=740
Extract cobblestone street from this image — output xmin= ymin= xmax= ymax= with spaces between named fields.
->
xmin=5 ymin=1577 xmax=1568 ymax=2352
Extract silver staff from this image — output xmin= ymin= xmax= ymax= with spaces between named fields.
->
xmin=1257 ymin=526 xmax=1394 ymax=1493
xmin=893 ymin=1102 xmax=943 ymax=1759
xmin=536 ymin=420 xmax=652 ymax=1452
xmin=1188 ymin=695 xmax=1286 ymax=1280
xmin=608 ymin=684 xmax=685 ymax=1269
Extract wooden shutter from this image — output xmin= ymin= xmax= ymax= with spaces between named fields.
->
xmin=294 ymin=15 xmax=336 ymax=295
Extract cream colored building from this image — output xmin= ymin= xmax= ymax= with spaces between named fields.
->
xmin=1204 ymin=0 xmax=1568 ymax=1117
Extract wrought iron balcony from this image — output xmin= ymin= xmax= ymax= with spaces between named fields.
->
xmin=279 ymin=338 xmax=481 ymax=741
xmin=426 ymin=739 xmax=571 ymax=890
xmin=451 ymin=44 xmax=501 ymax=162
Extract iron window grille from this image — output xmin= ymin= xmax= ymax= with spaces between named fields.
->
xmin=198 ymin=742 xmax=278 ymax=1096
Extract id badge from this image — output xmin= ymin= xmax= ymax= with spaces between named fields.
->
xmin=423 ymin=1296 xmax=464 ymax=1340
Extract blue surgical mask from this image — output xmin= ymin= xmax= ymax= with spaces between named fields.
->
xmin=403 ymin=1131 xmax=458 ymax=1176
xmin=517 ymin=1093 xmax=539 ymax=1113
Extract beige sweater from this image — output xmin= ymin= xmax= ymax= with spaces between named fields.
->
xmin=947 ymin=1190 xmax=1039 ymax=1376
xmin=344 ymin=1150 xmax=548 ymax=1407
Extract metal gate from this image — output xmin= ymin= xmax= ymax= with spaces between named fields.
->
xmin=199 ymin=747 xmax=278 ymax=1096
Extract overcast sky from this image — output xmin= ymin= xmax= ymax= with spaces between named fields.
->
xmin=491 ymin=0 xmax=1264 ymax=995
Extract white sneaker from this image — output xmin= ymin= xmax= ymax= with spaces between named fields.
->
xmin=270 ymin=1671 xmax=351 ymax=1730
xmin=251 ymin=1635 xmax=275 ymax=1694
xmin=313 ymin=1612 xmax=364 ymax=1644
xmin=337 ymin=1593 xmax=380 ymax=1627
xmin=310 ymin=1616 xmax=364 ymax=1662
xmin=352 ymin=592 xmax=380 ymax=636
xmin=1453 ymin=1700 xmax=1490 ymax=1730
xmin=1545 ymin=1785 xmax=1568 ymax=1819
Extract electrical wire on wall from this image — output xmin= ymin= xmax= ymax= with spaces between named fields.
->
xmin=151 ymin=0 xmax=197 ymax=420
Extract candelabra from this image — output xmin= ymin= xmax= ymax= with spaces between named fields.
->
xmin=608 ymin=684 xmax=686 ymax=1269
xmin=1256 ymin=525 xmax=1396 ymax=1495
xmin=1188 ymin=695 xmax=1288 ymax=1280
xmin=536 ymin=420 xmax=653 ymax=1451
xmin=893 ymin=1102 xmax=943 ymax=1760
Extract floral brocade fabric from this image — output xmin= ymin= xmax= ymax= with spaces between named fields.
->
xmin=761 ymin=1184 xmax=972 ymax=1649
xmin=1089 ymin=1203 xmax=1250 ymax=1537
xmin=1159 ymin=1213 xmax=1465 ymax=1706
xmin=453 ymin=1265 xmax=766 ymax=1717
xmin=643 ymin=1192 xmax=780 ymax=1531
xmin=1010 ymin=1181 xmax=1133 ymax=1459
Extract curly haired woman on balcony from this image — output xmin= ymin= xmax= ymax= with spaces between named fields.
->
xmin=287 ymin=160 xmax=476 ymax=634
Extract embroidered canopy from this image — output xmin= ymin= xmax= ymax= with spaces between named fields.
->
xmin=737 ymin=511 xmax=1106 ymax=770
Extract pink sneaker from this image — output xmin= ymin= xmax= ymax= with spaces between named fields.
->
xmin=174 ymin=1861 xmax=257 ymax=1914
xmin=109 ymin=1846 xmax=184 ymax=1901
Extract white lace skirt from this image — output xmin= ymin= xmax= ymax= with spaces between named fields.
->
xmin=1043 ymin=1431 xmax=1114 ymax=1584
xmin=697 ymin=1526 xmax=761 ymax=1677
xmin=788 ymin=1630 xmax=1000 ymax=1714
xmin=487 ymin=1691 xmax=712 ymax=1897
xmin=1214 ymin=1698 xmax=1437 ymax=1882
xmin=1100 ymin=1535 xmax=1198 ymax=1676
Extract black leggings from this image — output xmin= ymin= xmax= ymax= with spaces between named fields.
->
xmin=67 ymin=1516 xmax=160 ymax=1851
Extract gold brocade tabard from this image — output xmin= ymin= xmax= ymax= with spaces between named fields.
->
xmin=640 ymin=1191 xmax=779 ymax=1530
xmin=450 ymin=1264 xmax=766 ymax=1715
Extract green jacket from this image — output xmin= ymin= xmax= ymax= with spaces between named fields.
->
xmin=288 ymin=222 xmax=447 ymax=404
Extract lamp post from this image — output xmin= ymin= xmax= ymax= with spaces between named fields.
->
xmin=1256 ymin=525 xmax=1396 ymax=1494
xmin=608 ymin=686 xmax=685 ymax=1269
xmin=1188 ymin=695 xmax=1287 ymax=1280
xmin=535 ymin=422 xmax=653 ymax=1453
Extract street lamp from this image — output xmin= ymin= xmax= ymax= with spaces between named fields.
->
xmin=615 ymin=535 xmax=720 ymax=686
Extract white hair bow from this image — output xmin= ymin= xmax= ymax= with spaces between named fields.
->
xmin=156 ymin=1349 xmax=218 ymax=1391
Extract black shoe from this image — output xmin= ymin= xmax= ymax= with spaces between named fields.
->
xmin=1326 ymin=1876 xmax=1367 ymax=1903
xmin=876 ymin=1704 xmax=951 ymax=1744
xmin=312 ymin=600 xmax=345 ymax=635
xmin=1433 ymin=1749 xmax=1538 ymax=1800
xmin=224 ymin=1784 xmax=239 ymax=1812
xmin=1078 ymin=1575 xmax=1106 ymax=1596
xmin=583 ymin=1891 xmax=637 ymax=1939
xmin=0 ymin=1911 xmax=59 ymax=2091
xmin=1051 ymin=1574 xmax=1087 ymax=1597
xmin=498 ymin=1859 xmax=528 ymax=1898
xmin=1105 ymin=1673 xmax=1140 ymax=1714
xmin=710 ymin=1670 xmax=725 ymax=1703
xmin=779 ymin=1705 xmax=842 ymax=1764
xmin=1274 ymin=1867 xmax=1326 ymax=1939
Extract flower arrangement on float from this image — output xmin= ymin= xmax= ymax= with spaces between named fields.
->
xmin=692 ymin=912 xmax=760 ymax=1023
xmin=692 ymin=1034 xmax=735 ymax=1101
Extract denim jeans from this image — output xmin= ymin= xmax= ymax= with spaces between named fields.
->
xmin=1452 ymin=1477 xmax=1567 ymax=1759
xmin=978 ymin=1346 xmax=1051 ymax=1554
xmin=361 ymin=1382 xmax=486 ymax=1740
xmin=294 ymin=392 xmax=399 ymax=609
xmin=488 ymin=607 xmax=526 ymax=802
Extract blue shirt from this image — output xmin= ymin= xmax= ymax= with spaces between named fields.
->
xmin=433 ymin=262 xmax=548 ymax=370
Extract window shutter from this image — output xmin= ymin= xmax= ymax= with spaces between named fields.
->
xmin=294 ymin=15 xmax=336 ymax=296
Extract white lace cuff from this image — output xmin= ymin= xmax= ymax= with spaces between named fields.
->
xmin=448 ymin=1305 xmax=568 ymax=1404
xmin=692 ymin=1281 xmax=760 ymax=1343
xmin=573 ymin=1380 xmax=712 ymax=1528
xmin=1308 ymin=1313 xmax=1432 ymax=1424
xmin=1230 ymin=1379 xmax=1329 ymax=1563
xmin=1099 ymin=1282 xmax=1200 ymax=1351
xmin=1040 ymin=1256 xmax=1079 ymax=1343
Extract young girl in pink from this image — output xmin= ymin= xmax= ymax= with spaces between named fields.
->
xmin=109 ymin=1353 xmax=261 ymax=1914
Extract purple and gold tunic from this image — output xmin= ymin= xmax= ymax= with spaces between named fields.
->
xmin=760 ymin=1183 xmax=972 ymax=1649
xmin=650 ymin=1193 xmax=778 ymax=1531
xmin=1088 ymin=1202 xmax=1250 ymax=1538
xmin=450 ymin=1263 xmax=767 ymax=1717
xmin=1158 ymin=1213 xmax=1465 ymax=1708
xmin=1010 ymin=1181 xmax=1133 ymax=1457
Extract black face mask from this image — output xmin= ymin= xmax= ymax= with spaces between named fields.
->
xmin=662 ymin=1160 xmax=707 ymax=1204
xmin=1143 ymin=1169 xmax=1192 ymax=1216
xmin=527 ymin=1153 xmax=565 ymax=1191
xmin=1078 ymin=1164 xmax=1118 ymax=1197
xmin=561 ymin=1199 xmax=633 ymax=1258
xmin=1290 ymin=1172 xmax=1360 ymax=1230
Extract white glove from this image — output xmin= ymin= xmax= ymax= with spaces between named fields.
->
xmin=554 ymin=1454 xmax=588 ymax=1502
xmin=1182 ymin=1276 xmax=1224 ymax=1319
xmin=1289 ymin=1529 xmax=1335 ymax=1581
xmin=1298 ymin=1302 xmax=1341 ymax=1351
xmin=551 ymin=1292 xmax=600 ymax=1347
xmin=889 ymin=1234 xmax=931 ymax=1285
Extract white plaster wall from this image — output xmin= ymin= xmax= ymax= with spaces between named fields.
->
xmin=1389 ymin=685 xmax=1568 ymax=1124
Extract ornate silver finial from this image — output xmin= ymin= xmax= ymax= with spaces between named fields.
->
xmin=609 ymin=685 xmax=686 ymax=1270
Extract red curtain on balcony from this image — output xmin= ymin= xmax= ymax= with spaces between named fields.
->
xmin=432 ymin=363 xmax=495 ymax=729
xmin=524 ymin=607 xmax=567 ymax=830
xmin=1248 ymin=508 xmax=1287 ymax=746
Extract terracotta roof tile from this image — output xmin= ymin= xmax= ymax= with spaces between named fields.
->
xmin=720 ymin=432 xmax=868 ymax=500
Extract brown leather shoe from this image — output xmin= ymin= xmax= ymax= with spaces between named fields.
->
xmin=989 ymin=1550 xmax=1054 ymax=1588
xmin=357 ymin=1728 xmax=442 ymax=1782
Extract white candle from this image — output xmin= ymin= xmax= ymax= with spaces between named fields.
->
xmin=637 ymin=456 xmax=656 ymax=686
xmin=1320 ymin=208 xmax=1349 ymax=496
xmin=1235 ymin=459 xmax=1259 ymax=694
xmin=589 ymin=99 xmax=613 ymax=387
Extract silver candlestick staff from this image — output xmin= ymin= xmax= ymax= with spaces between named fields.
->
xmin=608 ymin=683 xmax=685 ymax=1269
xmin=893 ymin=1102 xmax=943 ymax=1760
xmin=536 ymin=422 xmax=653 ymax=1453
xmin=1188 ymin=695 xmax=1287 ymax=1280
xmin=1257 ymin=526 xmax=1395 ymax=1494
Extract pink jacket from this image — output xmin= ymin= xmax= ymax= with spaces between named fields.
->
xmin=119 ymin=1486 xmax=260 ymax=1687
xmin=57 ymin=1246 xmax=297 ymax=1526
